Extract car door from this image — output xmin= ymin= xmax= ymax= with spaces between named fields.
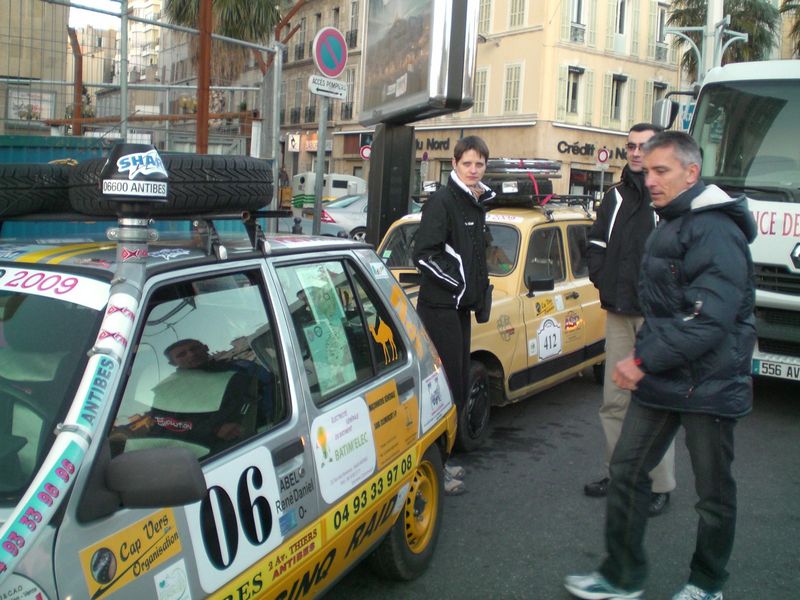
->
xmin=518 ymin=224 xmax=586 ymax=391
xmin=53 ymin=263 xmax=321 ymax=600
xmin=565 ymin=221 xmax=605 ymax=360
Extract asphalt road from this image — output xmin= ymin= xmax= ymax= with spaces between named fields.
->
xmin=325 ymin=371 xmax=800 ymax=600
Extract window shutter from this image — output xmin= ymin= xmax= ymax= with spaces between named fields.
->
xmin=602 ymin=73 xmax=612 ymax=128
xmin=584 ymin=69 xmax=595 ymax=126
xmin=588 ymin=0 xmax=598 ymax=47
xmin=647 ymin=0 xmax=657 ymax=59
xmin=643 ymin=80 xmax=654 ymax=123
xmin=561 ymin=0 xmax=571 ymax=41
xmin=627 ymin=78 xmax=637 ymax=129
xmin=557 ymin=65 xmax=568 ymax=121
xmin=631 ymin=0 xmax=640 ymax=57
xmin=606 ymin=0 xmax=616 ymax=51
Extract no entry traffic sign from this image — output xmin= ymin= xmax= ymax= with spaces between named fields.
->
xmin=313 ymin=27 xmax=348 ymax=79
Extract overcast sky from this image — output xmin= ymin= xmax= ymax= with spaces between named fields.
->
xmin=69 ymin=0 xmax=121 ymax=30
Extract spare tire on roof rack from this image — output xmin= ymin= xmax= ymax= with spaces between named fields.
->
xmin=0 ymin=163 xmax=72 ymax=216
xmin=69 ymin=154 xmax=273 ymax=216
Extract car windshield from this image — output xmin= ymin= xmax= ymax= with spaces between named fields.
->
xmin=0 ymin=282 xmax=104 ymax=505
xmin=692 ymin=79 xmax=800 ymax=202
xmin=326 ymin=195 xmax=366 ymax=209
xmin=380 ymin=222 xmax=520 ymax=276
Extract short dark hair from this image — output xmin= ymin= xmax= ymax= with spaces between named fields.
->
xmin=642 ymin=131 xmax=702 ymax=169
xmin=453 ymin=135 xmax=490 ymax=162
xmin=629 ymin=122 xmax=664 ymax=135
xmin=164 ymin=338 xmax=203 ymax=357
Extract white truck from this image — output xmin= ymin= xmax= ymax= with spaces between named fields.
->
xmin=658 ymin=60 xmax=800 ymax=382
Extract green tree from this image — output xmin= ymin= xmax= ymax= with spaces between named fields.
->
xmin=781 ymin=1 xmax=800 ymax=56
xmin=163 ymin=0 xmax=281 ymax=84
xmin=668 ymin=0 xmax=780 ymax=80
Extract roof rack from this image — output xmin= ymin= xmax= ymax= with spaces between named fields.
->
xmin=485 ymin=193 xmax=594 ymax=220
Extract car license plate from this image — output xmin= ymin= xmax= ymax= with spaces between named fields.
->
xmin=752 ymin=359 xmax=800 ymax=381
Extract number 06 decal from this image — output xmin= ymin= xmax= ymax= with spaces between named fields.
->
xmin=186 ymin=447 xmax=283 ymax=592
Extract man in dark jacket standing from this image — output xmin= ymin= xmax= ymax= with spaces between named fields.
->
xmin=566 ymin=132 xmax=756 ymax=600
xmin=585 ymin=123 xmax=675 ymax=516
xmin=413 ymin=135 xmax=494 ymax=495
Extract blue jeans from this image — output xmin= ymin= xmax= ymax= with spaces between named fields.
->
xmin=599 ymin=401 xmax=737 ymax=593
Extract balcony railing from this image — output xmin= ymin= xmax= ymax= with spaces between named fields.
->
xmin=290 ymin=107 xmax=301 ymax=124
xmin=304 ymin=105 xmax=316 ymax=123
xmin=346 ymin=29 xmax=358 ymax=49
xmin=570 ymin=23 xmax=586 ymax=44
xmin=340 ymin=102 xmax=353 ymax=120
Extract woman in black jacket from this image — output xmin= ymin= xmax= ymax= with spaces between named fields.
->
xmin=413 ymin=135 xmax=495 ymax=495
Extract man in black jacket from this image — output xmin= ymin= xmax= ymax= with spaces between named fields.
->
xmin=413 ymin=135 xmax=494 ymax=495
xmin=566 ymin=131 xmax=756 ymax=600
xmin=585 ymin=123 xmax=675 ymax=517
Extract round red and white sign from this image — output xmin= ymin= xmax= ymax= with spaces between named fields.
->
xmin=360 ymin=145 xmax=371 ymax=160
xmin=597 ymin=147 xmax=610 ymax=164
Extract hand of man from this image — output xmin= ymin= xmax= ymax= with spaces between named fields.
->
xmin=613 ymin=354 xmax=645 ymax=391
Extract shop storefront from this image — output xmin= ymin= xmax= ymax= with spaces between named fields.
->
xmin=332 ymin=121 xmax=631 ymax=198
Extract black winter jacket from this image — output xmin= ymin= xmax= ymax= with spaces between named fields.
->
xmin=413 ymin=173 xmax=494 ymax=311
xmin=586 ymin=165 xmax=656 ymax=315
xmin=633 ymin=182 xmax=757 ymax=418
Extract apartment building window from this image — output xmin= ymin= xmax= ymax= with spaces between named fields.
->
xmin=296 ymin=17 xmax=306 ymax=61
xmin=611 ymin=75 xmax=626 ymax=121
xmin=616 ymin=0 xmax=627 ymax=35
xmin=509 ymin=0 xmax=526 ymax=28
xmin=347 ymin=1 xmax=360 ymax=48
xmin=567 ymin=67 xmax=583 ymax=114
xmin=473 ymin=68 xmax=488 ymax=114
xmin=341 ymin=68 xmax=355 ymax=120
xmin=570 ymin=0 xmax=586 ymax=43
xmin=653 ymin=82 xmax=667 ymax=102
xmin=655 ymin=3 xmax=669 ymax=61
xmin=478 ymin=0 xmax=491 ymax=33
xmin=503 ymin=64 xmax=522 ymax=113
xmin=332 ymin=7 xmax=340 ymax=29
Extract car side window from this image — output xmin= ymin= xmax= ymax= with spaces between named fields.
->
xmin=525 ymin=227 xmax=565 ymax=283
xmin=110 ymin=271 xmax=287 ymax=462
xmin=380 ymin=223 xmax=419 ymax=268
xmin=567 ymin=224 xmax=590 ymax=278
xmin=486 ymin=224 xmax=520 ymax=275
xmin=277 ymin=259 xmax=405 ymax=405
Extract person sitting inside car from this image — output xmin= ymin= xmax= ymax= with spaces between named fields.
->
xmin=120 ymin=339 xmax=261 ymax=455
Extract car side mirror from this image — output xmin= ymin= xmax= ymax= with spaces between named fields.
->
xmin=107 ymin=447 xmax=207 ymax=508
xmin=652 ymin=98 xmax=679 ymax=129
xmin=526 ymin=275 xmax=554 ymax=297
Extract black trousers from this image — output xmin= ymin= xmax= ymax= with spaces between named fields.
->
xmin=416 ymin=303 xmax=471 ymax=412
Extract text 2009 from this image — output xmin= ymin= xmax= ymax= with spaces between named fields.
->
xmin=2 ymin=270 xmax=78 ymax=294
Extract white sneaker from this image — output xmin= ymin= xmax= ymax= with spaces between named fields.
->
xmin=443 ymin=470 xmax=466 ymax=495
xmin=671 ymin=584 xmax=722 ymax=600
xmin=444 ymin=462 xmax=465 ymax=479
xmin=564 ymin=572 xmax=643 ymax=599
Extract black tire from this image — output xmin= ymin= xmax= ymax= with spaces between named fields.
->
xmin=456 ymin=360 xmax=492 ymax=452
xmin=350 ymin=226 xmax=367 ymax=242
xmin=368 ymin=445 xmax=444 ymax=581
xmin=68 ymin=154 xmax=273 ymax=216
xmin=0 ymin=163 xmax=72 ymax=215
xmin=593 ymin=361 xmax=605 ymax=385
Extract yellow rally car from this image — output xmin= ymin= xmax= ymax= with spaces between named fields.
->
xmin=0 ymin=145 xmax=456 ymax=599
xmin=378 ymin=196 xmax=606 ymax=451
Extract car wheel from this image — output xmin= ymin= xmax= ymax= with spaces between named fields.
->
xmin=350 ymin=226 xmax=367 ymax=242
xmin=0 ymin=163 xmax=72 ymax=215
xmin=456 ymin=360 xmax=491 ymax=452
xmin=368 ymin=445 xmax=443 ymax=581
xmin=69 ymin=154 xmax=273 ymax=215
xmin=593 ymin=361 xmax=605 ymax=385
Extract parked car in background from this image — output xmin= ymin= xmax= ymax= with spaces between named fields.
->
xmin=378 ymin=195 xmax=605 ymax=452
xmin=304 ymin=195 xmax=422 ymax=242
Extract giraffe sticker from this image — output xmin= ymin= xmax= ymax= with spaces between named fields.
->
xmin=369 ymin=316 xmax=398 ymax=364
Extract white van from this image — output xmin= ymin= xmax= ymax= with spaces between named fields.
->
xmin=291 ymin=172 xmax=367 ymax=209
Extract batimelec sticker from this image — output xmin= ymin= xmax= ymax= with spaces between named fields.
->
xmin=311 ymin=397 xmax=376 ymax=504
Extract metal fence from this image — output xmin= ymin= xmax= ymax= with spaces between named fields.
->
xmin=0 ymin=0 xmax=282 ymax=158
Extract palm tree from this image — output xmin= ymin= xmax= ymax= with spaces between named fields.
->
xmin=668 ymin=0 xmax=780 ymax=81
xmin=163 ymin=0 xmax=281 ymax=85
xmin=781 ymin=1 xmax=800 ymax=56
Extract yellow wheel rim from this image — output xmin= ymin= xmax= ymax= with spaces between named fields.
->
xmin=403 ymin=459 xmax=439 ymax=554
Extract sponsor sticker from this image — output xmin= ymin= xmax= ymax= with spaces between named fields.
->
xmin=0 ymin=266 xmax=109 ymax=310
